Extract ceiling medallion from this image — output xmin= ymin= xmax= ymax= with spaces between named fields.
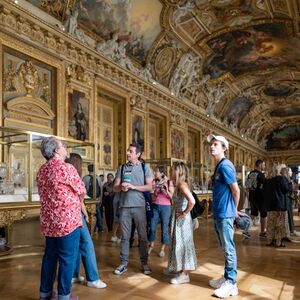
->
xmin=154 ymin=47 xmax=176 ymax=78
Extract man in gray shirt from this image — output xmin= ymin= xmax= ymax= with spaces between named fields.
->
xmin=113 ymin=143 xmax=153 ymax=275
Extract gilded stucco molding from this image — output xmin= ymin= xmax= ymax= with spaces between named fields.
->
xmin=0 ymin=209 xmax=26 ymax=227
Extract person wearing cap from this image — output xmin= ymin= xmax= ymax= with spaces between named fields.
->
xmin=207 ymin=134 xmax=240 ymax=298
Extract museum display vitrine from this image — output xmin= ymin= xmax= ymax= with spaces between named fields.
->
xmin=0 ymin=126 xmax=97 ymax=255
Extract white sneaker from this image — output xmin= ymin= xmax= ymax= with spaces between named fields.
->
xmin=170 ymin=272 xmax=190 ymax=284
xmin=142 ymin=264 xmax=152 ymax=275
xmin=72 ymin=275 xmax=85 ymax=284
xmin=162 ymin=269 xmax=177 ymax=276
xmin=111 ymin=236 xmax=118 ymax=242
xmin=209 ymin=276 xmax=226 ymax=289
xmin=213 ymin=280 xmax=238 ymax=298
xmin=291 ymin=231 xmax=300 ymax=237
xmin=87 ymin=279 xmax=107 ymax=289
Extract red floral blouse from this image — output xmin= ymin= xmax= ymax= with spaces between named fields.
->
xmin=37 ymin=157 xmax=86 ymax=237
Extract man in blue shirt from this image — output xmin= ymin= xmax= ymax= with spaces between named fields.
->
xmin=207 ymin=134 xmax=240 ymax=298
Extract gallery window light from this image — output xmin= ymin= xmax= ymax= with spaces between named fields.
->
xmin=206 ymin=114 xmax=210 ymax=117
xmin=152 ymin=81 xmax=157 ymax=85
xmin=14 ymin=0 xmax=19 ymax=3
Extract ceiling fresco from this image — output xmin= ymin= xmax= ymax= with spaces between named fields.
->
xmin=203 ymin=22 xmax=300 ymax=79
xmin=263 ymin=84 xmax=296 ymax=97
xmin=77 ymin=0 xmax=162 ymax=61
xmin=224 ymin=96 xmax=252 ymax=127
xmin=23 ymin=0 xmax=300 ymax=153
xmin=266 ymin=125 xmax=300 ymax=151
xmin=270 ymin=108 xmax=300 ymax=118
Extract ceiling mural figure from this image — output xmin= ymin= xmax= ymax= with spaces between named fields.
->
xmin=224 ymin=96 xmax=252 ymax=127
xmin=77 ymin=0 xmax=162 ymax=62
xmin=270 ymin=108 xmax=300 ymax=118
xmin=266 ymin=125 xmax=300 ymax=151
xmin=203 ymin=22 xmax=300 ymax=79
xmin=263 ymin=83 xmax=295 ymax=97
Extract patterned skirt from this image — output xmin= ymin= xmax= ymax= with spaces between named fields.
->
xmin=267 ymin=211 xmax=290 ymax=245
xmin=167 ymin=211 xmax=197 ymax=272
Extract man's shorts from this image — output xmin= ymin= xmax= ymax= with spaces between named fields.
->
xmin=249 ymin=196 xmax=267 ymax=218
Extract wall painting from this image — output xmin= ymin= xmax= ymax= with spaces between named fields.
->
xmin=68 ymin=90 xmax=89 ymax=141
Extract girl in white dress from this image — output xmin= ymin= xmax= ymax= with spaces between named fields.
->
xmin=166 ymin=162 xmax=197 ymax=284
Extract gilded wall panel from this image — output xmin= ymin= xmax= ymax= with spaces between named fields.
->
xmin=0 ymin=32 xmax=62 ymax=134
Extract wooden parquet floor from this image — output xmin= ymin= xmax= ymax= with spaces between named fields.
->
xmin=0 ymin=214 xmax=300 ymax=300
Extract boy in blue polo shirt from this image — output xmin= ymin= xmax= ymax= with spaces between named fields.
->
xmin=207 ymin=134 xmax=240 ymax=298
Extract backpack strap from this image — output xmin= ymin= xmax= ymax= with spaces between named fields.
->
xmin=120 ymin=164 xmax=125 ymax=183
xmin=141 ymin=162 xmax=146 ymax=184
xmin=212 ymin=157 xmax=227 ymax=183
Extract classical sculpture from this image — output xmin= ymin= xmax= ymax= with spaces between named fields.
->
xmin=169 ymin=52 xmax=199 ymax=98
xmin=4 ymin=59 xmax=17 ymax=92
xmin=40 ymin=73 xmax=51 ymax=105
xmin=18 ymin=61 xmax=39 ymax=95
xmin=173 ymin=0 xmax=195 ymax=25
xmin=64 ymin=8 xmax=79 ymax=36
xmin=96 ymin=33 xmax=119 ymax=59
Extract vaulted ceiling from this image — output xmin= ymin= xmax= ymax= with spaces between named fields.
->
xmin=25 ymin=0 xmax=300 ymax=151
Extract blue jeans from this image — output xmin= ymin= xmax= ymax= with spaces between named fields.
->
xmin=73 ymin=215 xmax=99 ymax=282
xmin=214 ymin=217 xmax=237 ymax=284
xmin=148 ymin=204 xmax=172 ymax=244
xmin=94 ymin=203 xmax=103 ymax=232
xmin=40 ymin=227 xmax=80 ymax=300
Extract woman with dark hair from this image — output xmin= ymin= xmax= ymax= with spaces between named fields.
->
xmin=148 ymin=166 xmax=174 ymax=257
xmin=66 ymin=153 xmax=106 ymax=289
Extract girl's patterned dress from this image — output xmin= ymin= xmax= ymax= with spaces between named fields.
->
xmin=167 ymin=189 xmax=197 ymax=272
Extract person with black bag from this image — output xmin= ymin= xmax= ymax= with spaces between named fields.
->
xmin=113 ymin=143 xmax=153 ymax=276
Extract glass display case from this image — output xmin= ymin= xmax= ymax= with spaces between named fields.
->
xmin=0 ymin=127 xmax=96 ymax=203
xmin=0 ymin=127 xmax=97 ymax=255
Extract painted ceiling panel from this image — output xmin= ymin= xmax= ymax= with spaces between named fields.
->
xmin=78 ymin=0 xmax=162 ymax=62
xmin=203 ymin=22 xmax=300 ymax=79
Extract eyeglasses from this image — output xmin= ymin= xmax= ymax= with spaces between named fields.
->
xmin=57 ymin=141 xmax=67 ymax=149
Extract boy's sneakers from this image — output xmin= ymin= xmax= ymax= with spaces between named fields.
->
xmin=114 ymin=264 xmax=127 ymax=275
xmin=72 ymin=275 xmax=85 ymax=284
xmin=170 ymin=272 xmax=190 ymax=284
xmin=141 ymin=264 xmax=152 ymax=275
xmin=242 ymin=231 xmax=251 ymax=239
xmin=213 ymin=280 xmax=238 ymax=298
xmin=209 ymin=276 xmax=226 ymax=289
xmin=87 ymin=279 xmax=107 ymax=289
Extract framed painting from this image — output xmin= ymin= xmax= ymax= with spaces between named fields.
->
xmin=68 ymin=89 xmax=89 ymax=141
xmin=171 ymin=128 xmax=184 ymax=160
xmin=132 ymin=114 xmax=145 ymax=150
